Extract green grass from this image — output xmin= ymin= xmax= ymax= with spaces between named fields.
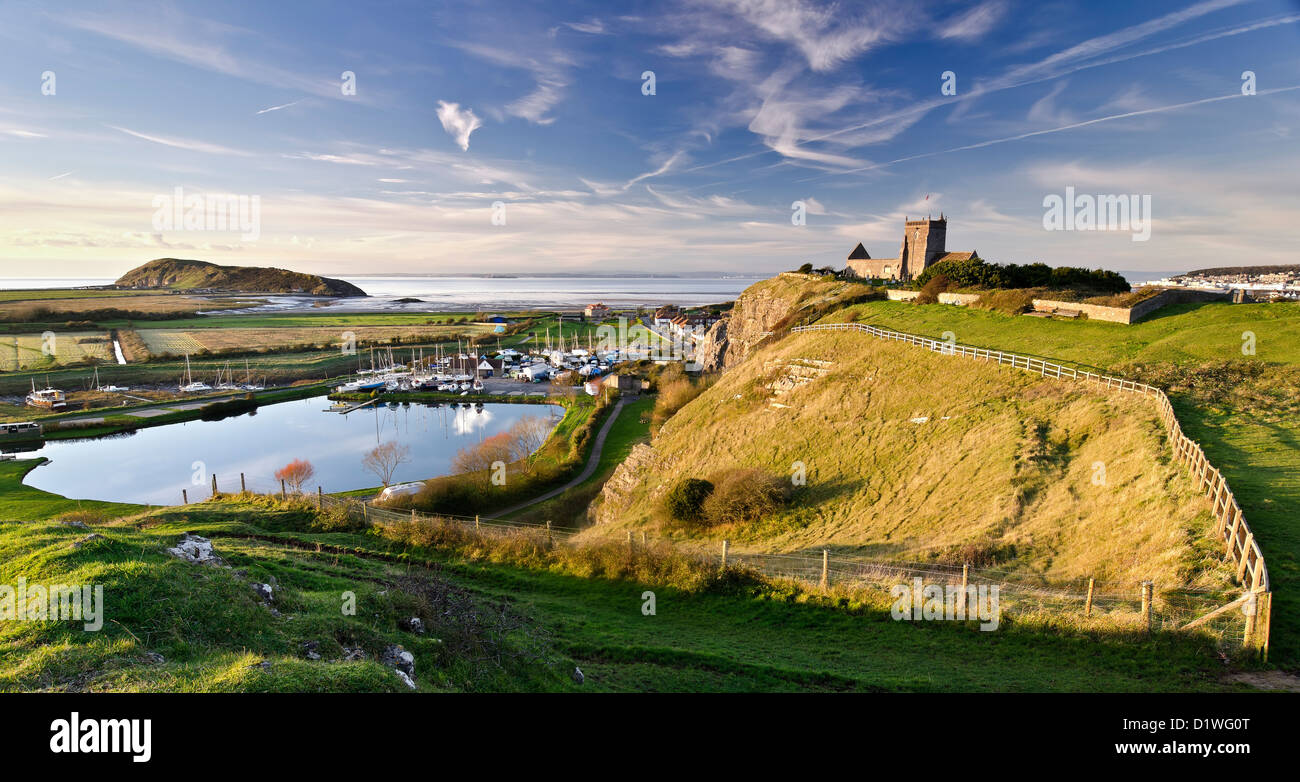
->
xmin=0 ymin=289 xmax=150 ymax=303
xmin=825 ymin=298 xmax=1300 ymax=665
xmin=0 ymin=474 xmax=1252 ymax=692
xmin=829 ymin=299 xmax=1300 ymax=369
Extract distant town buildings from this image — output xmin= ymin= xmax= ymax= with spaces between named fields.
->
xmin=584 ymin=302 xmax=612 ymax=319
xmin=1148 ymin=267 xmax=1300 ymax=300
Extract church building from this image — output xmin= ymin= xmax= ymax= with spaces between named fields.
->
xmin=845 ymin=215 xmax=977 ymax=282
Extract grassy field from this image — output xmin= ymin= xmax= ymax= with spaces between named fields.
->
xmin=826 ymin=299 xmax=1300 ymax=368
xmin=0 ymin=289 xmax=147 ymax=302
xmin=134 ymin=324 xmax=495 ymax=358
xmin=0 ymin=293 xmax=254 ymax=321
xmin=0 ymin=331 xmax=114 ymax=371
xmin=592 ymin=330 xmax=1233 ymax=594
xmin=0 ymin=468 xmax=1253 ymax=692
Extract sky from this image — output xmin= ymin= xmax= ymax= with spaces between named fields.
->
xmin=1 ymin=0 xmax=1299 ymax=279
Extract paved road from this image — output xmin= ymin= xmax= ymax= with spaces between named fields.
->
xmin=493 ymin=395 xmax=630 ymax=517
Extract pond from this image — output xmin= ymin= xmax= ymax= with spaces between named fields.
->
xmin=21 ymin=397 xmax=563 ymax=505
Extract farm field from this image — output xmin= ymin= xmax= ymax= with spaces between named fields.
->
xmin=0 ymin=288 xmax=146 ymax=302
xmin=134 ymin=324 xmax=496 ymax=357
xmin=0 ymin=293 xmax=255 ymax=320
xmin=0 ymin=330 xmax=114 ymax=371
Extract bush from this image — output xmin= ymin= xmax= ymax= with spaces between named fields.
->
xmin=651 ymin=377 xmax=707 ymax=434
xmin=701 ymin=468 xmax=790 ymax=525
xmin=916 ymin=273 xmax=953 ymax=305
xmin=914 ymin=256 xmax=1129 ymax=294
xmin=663 ymin=478 xmax=714 ymax=523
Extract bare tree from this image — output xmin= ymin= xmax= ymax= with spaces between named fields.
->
xmin=507 ymin=415 xmax=551 ymax=468
xmin=363 ymin=441 xmax=411 ymax=487
xmin=274 ymin=458 xmax=315 ymax=494
xmin=452 ymin=432 xmax=514 ymax=476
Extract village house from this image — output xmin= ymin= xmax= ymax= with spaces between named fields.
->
xmin=652 ymin=305 xmax=680 ymax=328
xmin=584 ymin=302 xmax=612 ymax=320
xmin=667 ymin=313 xmax=717 ymax=337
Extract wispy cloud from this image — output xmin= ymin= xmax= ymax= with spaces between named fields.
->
xmin=255 ymin=99 xmax=303 ymax=115
xmin=937 ymin=0 xmax=1006 ymax=42
xmin=436 ymin=101 xmax=483 ymax=150
xmin=109 ymin=125 xmax=253 ymax=156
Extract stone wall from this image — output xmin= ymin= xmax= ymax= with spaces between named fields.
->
xmin=884 ymin=290 xmax=980 ymax=305
xmin=1032 ymin=288 xmax=1232 ymax=324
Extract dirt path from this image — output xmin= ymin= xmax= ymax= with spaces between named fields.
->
xmin=493 ymin=396 xmax=630 ymax=517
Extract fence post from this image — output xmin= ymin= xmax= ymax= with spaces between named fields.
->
xmin=546 ymin=520 xmax=553 ymax=546
xmin=1236 ymin=534 xmax=1254 ymax=583
xmin=960 ymin=563 xmax=970 ymax=619
xmin=475 ymin=514 xmax=480 ymax=530
xmin=1141 ymin=581 xmax=1153 ymax=633
xmin=1257 ymin=592 xmax=1272 ymax=661
xmin=280 ymin=479 xmax=286 ymax=499
xmin=240 ymin=472 xmax=246 ymax=493
xmin=1085 ymin=577 xmax=1095 ymax=617
xmin=626 ymin=529 xmax=633 ymax=551
xmin=317 ymin=486 xmax=322 ymax=510
xmin=820 ymin=549 xmax=829 ymax=592
xmin=362 ymin=504 xmax=368 ymax=523
xmin=1243 ymin=591 xmax=1258 ymax=650
xmin=721 ymin=539 xmax=729 ymax=568
xmin=182 ymin=488 xmax=188 ymax=504
xmin=411 ymin=508 xmax=416 ymax=521
xmin=641 ymin=530 xmax=647 ymax=546
xmin=211 ymin=473 xmax=218 ymax=497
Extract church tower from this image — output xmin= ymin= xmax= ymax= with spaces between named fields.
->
xmin=898 ymin=215 xmax=947 ymax=279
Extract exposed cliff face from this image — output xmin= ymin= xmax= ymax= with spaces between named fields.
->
xmin=591 ymin=443 xmax=664 ymax=525
xmin=695 ymin=273 xmax=870 ymax=371
xmin=115 ymin=258 xmax=367 ymax=297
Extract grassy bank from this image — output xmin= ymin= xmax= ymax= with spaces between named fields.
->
xmin=0 ymin=478 xmax=1253 ymax=692
xmin=824 ymin=299 xmax=1300 ymax=665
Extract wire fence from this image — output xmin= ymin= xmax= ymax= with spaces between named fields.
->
xmin=175 ymin=489 xmax=1250 ymax=649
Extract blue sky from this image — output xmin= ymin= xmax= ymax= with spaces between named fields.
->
xmin=1 ymin=0 xmax=1298 ymax=278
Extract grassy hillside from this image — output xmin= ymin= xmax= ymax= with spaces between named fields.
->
xmin=591 ymin=330 xmax=1232 ymax=592
xmin=0 ymin=462 xmax=1252 ymax=692
xmin=822 ymin=299 xmax=1300 ymax=664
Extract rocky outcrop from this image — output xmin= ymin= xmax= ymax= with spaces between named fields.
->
xmin=693 ymin=318 xmax=728 ymax=372
xmin=591 ymin=443 xmax=663 ymax=525
xmin=116 ymin=258 xmax=366 ymax=297
xmin=695 ymin=273 xmax=819 ymax=371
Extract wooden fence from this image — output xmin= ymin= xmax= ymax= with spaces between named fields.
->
xmin=791 ymin=322 xmax=1271 ymax=654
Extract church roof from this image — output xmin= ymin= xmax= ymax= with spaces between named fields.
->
xmin=847 ymin=242 xmax=871 ymax=260
xmin=934 ymin=251 xmax=977 ymax=263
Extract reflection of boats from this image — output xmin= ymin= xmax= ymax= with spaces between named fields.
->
xmin=179 ymin=355 xmax=212 ymax=393
xmin=26 ymin=378 xmax=66 ymax=409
